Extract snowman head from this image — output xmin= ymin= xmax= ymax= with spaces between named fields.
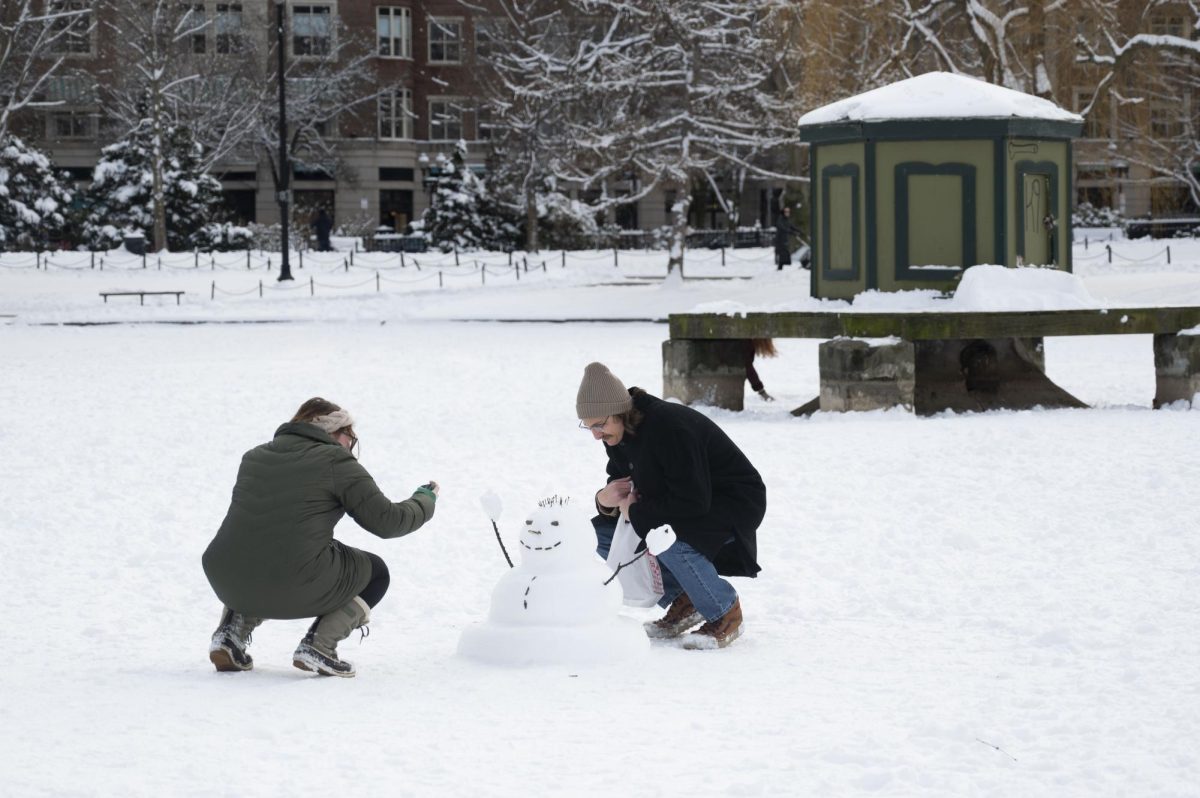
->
xmin=518 ymin=497 xmax=596 ymax=570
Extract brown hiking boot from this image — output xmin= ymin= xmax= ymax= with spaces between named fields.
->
xmin=682 ymin=597 xmax=743 ymax=650
xmin=644 ymin=592 xmax=703 ymax=639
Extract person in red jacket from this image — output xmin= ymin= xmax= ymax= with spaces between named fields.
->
xmin=576 ymin=362 xmax=765 ymax=649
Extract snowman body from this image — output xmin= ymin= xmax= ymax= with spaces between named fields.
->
xmin=457 ymin=501 xmax=649 ymax=666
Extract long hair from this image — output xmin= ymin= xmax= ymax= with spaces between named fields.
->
xmin=615 ymin=388 xmax=647 ymax=435
xmin=752 ymin=338 xmax=777 ymax=358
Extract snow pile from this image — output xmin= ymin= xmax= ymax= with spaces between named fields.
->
xmin=950 ymin=265 xmax=1100 ymax=311
xmin=457 ymin=499 xmax=648 ymax=667
xmin=799 ymin=71 xmax=1082 ymax=125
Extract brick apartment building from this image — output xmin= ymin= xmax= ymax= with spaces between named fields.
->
xmin=13 ymin=1 xmax=1197 ymax=244
xmin=18 ymin=0 xmax=788 ymax=241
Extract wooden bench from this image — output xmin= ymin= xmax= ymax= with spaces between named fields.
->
xmin=100 ymin=290 xmax=185 ymax=306
xmin=665 ymin=306 xmax=1200 ymax=415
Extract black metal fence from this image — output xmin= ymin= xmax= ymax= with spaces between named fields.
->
xmin=364 ymin=227 xmax=780 ymax=254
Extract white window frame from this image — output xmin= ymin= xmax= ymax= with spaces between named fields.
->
xmin=427 ymin=97 xmax=464 ymax=141
xmin=47 ymin=0 xmax=93 ymax=56
xmin=291 ymin=2 xmax=335 ymax=59
xmin=49 ymin=111 xmax=92 ymax=139
xmin=379 ymin=89 xmax=413 ymax=140
xmin=1073 ymin=88 xmax=1112 ymax=140
xmin=1149 ymin=15 xmax=1187 ymax=38
xmin=1149 ymin=102 xmax=1184 ymax=139
xmin=44 ymin=74 xmax=95 ymax=139
xmin=474 ymin=16 xmax=507 ymax=62
xmin=184 ymin=4 xmax=207 ymax=54
xmin=377 ymin=7 xmax=412 ymax=59
xmin=215 ymin=3 xmax=245 ymax=54
xmin=428 ymin=16 xmax=462 ymax=64
xmin=475 ymin=105 xmax=495 ymax=141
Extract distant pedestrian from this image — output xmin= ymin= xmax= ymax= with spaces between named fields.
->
xmin=746 ymin=338 xmax=777 ymax=401
xmin=774 ymin=206 xmax=794 ymax=270
xmin=312 ymin=208 xmax=333 ymax=252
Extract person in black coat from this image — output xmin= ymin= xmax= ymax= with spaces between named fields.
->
xmin=576 ymin=362 xmax=765 ymax=649
xmin=774 ymin=205 xmax=794 ymax=270
xmin=312 ymin=208 xmax=334 ymax=252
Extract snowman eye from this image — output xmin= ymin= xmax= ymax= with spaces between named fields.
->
xmin=551 ymin=521 xmax=559 ymax=526
xmin=525 ymin=519 xmax=532 ymax=525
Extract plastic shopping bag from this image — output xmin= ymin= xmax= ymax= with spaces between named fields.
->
xmin=605 ymin=512 xmax=665 ymax=608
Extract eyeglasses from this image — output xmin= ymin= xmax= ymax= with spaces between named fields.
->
xmin=578 ymin=416 xmax=610 ymax=433
xmin=342 ymin=431 xmax=359 ymax=457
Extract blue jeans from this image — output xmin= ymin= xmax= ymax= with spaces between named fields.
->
xmin=592 ymin=515 xmax=738 ymax=622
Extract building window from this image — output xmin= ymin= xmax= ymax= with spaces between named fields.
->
xmin=1075 ymin=89 xmax=1110 ymax=139
xmin=476 ymin=105 xmax=496 ymax=141
xmin=428 ymin=98 xmax=463 ymax=141
xmin=49 ymin=111 xmax=90 ymax=138
xmin=43 ymin=73 xmax=95 ymax=139
xmin=48 ymin=0 xmax=92 ymax=55
xmin=377 ymin=7 xmax=411 ymax=58
xmin=1149 ymin=15 xmax=1187 ymax=38
xmin=293 ymin=4 xmax=333 ymax=57
xmin=216 ymin=3 xmax=244 ymax=54
xmin=1150 ymin=104 xmax=1183 ymax=138
xmin=185 ymin=4 xmax=207 ymax=54
xmin=379 ymin=189 xmax=414 ymax=231
xmin=474 ymin=16 xmax=506 ymax=61
xmin=428 ymin=17 xmax=462 ymax=63
xmin=379 ymin=89 xmax=413 ymax=140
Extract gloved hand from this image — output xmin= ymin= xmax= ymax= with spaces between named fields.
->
xmin=415 ymin=481 xmax=439 ymax=501
xmin=756 ymin=388 xmax=775 ymax=402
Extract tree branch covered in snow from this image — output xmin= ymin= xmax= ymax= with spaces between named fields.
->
xmin=506 ymin=0 xmax=804 ymax=273
xmin=247 ymin=13 xmax=385 ymax=206
xmin=1075 ymin=28 xmax=1200 ymax=116
xmin=0 ymin=0 xmax=92 ymax=141
xmin=463 ymin=0 xmax=606 ymax=251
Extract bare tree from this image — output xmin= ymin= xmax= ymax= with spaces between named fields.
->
xmin=0 ymin=0 xmax=92 ymax=142
xmin=249 ymin=11 xmax=386 ymax=215
xmin=1075 ymin=1 xmax=1200 ymax=212
xmin=98 ymin=0 xmax=229 ymax=250
xmin=461 ymin=0 xmax=582 ymax=252
xmin=547 ymin=0 xmax=804 ymax=273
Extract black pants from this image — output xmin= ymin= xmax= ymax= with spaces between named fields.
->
xmin=359 ymin=552 xmax=391 ymax=608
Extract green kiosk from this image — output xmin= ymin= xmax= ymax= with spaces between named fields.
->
xmin=798 ymin=72 xmax=1083 ymax=300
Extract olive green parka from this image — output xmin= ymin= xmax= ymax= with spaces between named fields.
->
xmin=202 ymin=422 xmax=435 ymax=619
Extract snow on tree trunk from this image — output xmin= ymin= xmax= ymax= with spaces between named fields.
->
xmin=83 ymin=123 xmax=222 ymax=251
xmin=667 ymin=182 xmax=691 ymax=276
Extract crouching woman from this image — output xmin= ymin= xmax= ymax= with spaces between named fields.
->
xmin=202 ymin=397 xmax=439 ymax=678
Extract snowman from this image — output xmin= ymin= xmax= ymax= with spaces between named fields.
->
xmin=457 ymin=496 xmax=656 ymax=666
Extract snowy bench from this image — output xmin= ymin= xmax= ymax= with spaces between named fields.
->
xmin=100 ymin=290 xmax=185 ymax=306
xmin=664 ymin=307 xmax=1200 ymax=415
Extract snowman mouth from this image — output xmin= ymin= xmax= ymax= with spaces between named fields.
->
xmin=521 ymin=539 xmax=562 ymax=551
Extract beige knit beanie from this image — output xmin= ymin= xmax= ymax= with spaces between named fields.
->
xmin=310 ymin=409 xmax=354 ymax=433
xmin=576 ymin=362 xmax=633 ymax=419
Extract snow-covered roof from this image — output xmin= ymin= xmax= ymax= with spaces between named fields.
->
xmin=799 ymin=71 xmax=1083 ymax=127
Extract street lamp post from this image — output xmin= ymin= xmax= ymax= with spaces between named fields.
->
xmin=275 ymin=1 xmax=293 ymax=281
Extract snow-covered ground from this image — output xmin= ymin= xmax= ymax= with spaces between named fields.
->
xmin=1 ymin=238 xmax=1198 ymax=796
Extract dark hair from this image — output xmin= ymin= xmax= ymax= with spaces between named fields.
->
xmin=752 ymin=338 xmax=777 ymax=358
xmin=614 ymin=388 xmax=646 ymax=435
